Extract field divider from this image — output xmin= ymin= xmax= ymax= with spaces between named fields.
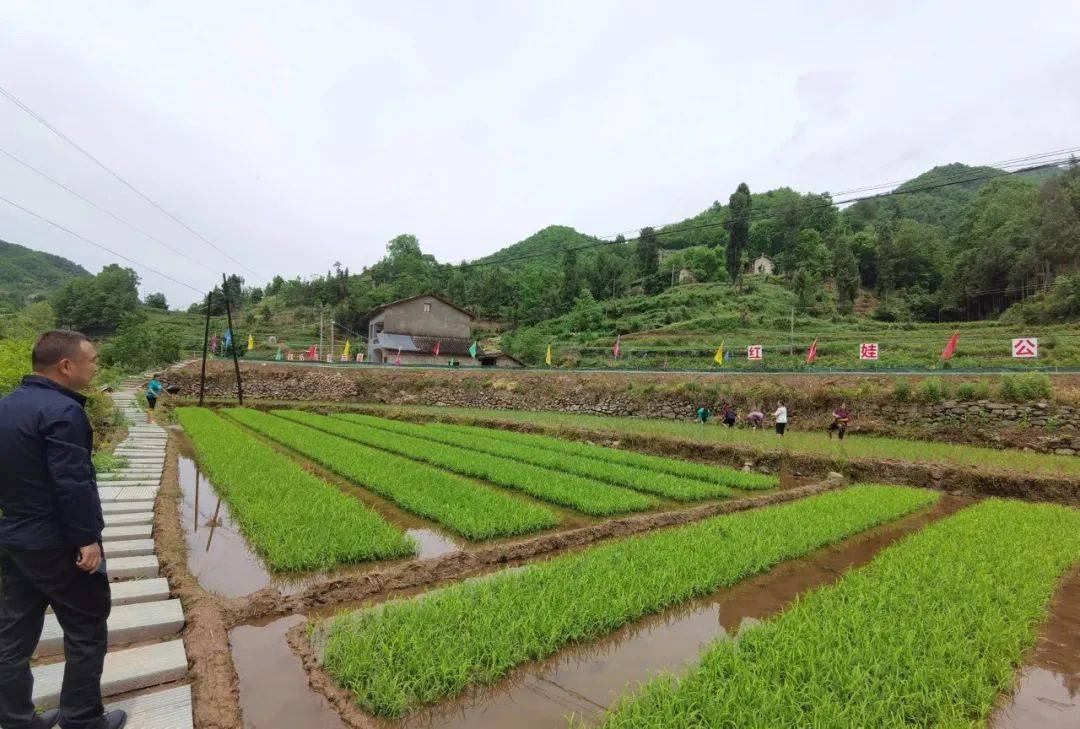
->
xmin=175 ymin=408 xmax=414 ymax=573
xmin=591 ymin=498 xmax=1080 ymax=728
xmin=270 ymin=410 xmax=658 ymax=516
xmin=220 ymin=408 xmax=561 ymax=540
xmin=313 ymin=484 xmax=939 ymax=717
xmin=330 ymin=413 xmax=738 ymax=500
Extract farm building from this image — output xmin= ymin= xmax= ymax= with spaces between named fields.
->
xmin=748 ymin=254 xmax=775 ymax=275
xmin=366 ymin=293 xmax=502 ymax=366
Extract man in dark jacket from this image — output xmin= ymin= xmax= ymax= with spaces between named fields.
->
xmin=0 ymin=331 xmax=126 ymax=729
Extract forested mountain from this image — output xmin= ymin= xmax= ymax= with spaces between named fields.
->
xmin=195 ymin=159 xmax=1079 ymax=362
xmin=0 ymin=239 xmax=90 ymax=308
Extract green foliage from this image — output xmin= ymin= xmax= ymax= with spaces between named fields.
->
xmin=318 ymin=486 xmax=936 ymax=717
xmin=595 ymin=500 xmax=1080 ymax=728
xmin=52 ymin=264 xmax=140 ymax=334
xmin=441 ymin=422 xmax=777 ymax=490
xmin=1001 ymin=271 xmax=1080 ymax=324
xmin=97 ymin=318 xmax=183 ymax=373
xmin=143 ymin=292 xmax=168 ymax=310
xmin=916 ymin=376 xmax=948 ymax=403
xmin=725 ymin=183 xmax=751 ymax=281
xmin=275 ymin=409 xmax=655 ymax=516
xmin=177 ymin=407 xmax=414 ymax=570
xmin=0 ymin=338 xmax=32 ymax=395
xmin=636 ymin=227 xmax=661 ymax=294
xmin=955 ymin=379 xmax=990 ymax=400
xmin=0 ymin=239 xmax=89 ymax=308
xmin=92 ymin=452 xmax=128 ymax=473
xmin=332 ymin=414 xmax=737 ymax=500
xmin=224 ymin=409 xmax=560 ymax=540
xmin=998 ymin=373 xmax=1052 ymax=402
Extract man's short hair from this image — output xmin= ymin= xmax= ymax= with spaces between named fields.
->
xmin=32 ymin=330 xmax=91 ymax=370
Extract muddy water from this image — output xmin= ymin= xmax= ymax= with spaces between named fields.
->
xmin=991 ymin=566 xmax=1080 ymax=729
xmin=231 ymin=615 xmax=347 ymax=729
xmin=177 ymin=450 xmax=462 ymax=598
xmin=398 ymin=494 xmax=973 ymax=729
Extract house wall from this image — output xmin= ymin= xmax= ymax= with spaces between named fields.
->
xmin=381 ymin=297 xmax=472 ymax=338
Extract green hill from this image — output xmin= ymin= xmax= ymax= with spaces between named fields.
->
xmin=474 ymin=225 xmax=604 ymax=266
xmin=0 ymin=239 xmax=90 ymax=308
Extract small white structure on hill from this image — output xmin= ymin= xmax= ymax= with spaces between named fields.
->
xmin=749 ymin=254 xmax=775 ymax=275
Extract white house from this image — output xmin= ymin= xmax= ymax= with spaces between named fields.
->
xmin=748 ymin=255 xmax=775 ymax=276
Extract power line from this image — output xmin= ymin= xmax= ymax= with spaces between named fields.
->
xmin=0 ymin=146 xmax=218 ymax=274
xmin=0 ymin=83 xmax=259 ymax=278
xmin=0 ymin=194 xmax=206 ymax=294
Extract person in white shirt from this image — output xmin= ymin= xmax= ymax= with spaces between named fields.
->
xmin=773 ymin=401 xmax=788 ymax=436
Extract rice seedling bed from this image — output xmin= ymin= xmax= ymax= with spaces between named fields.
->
xmin=331 ymin=413 xmax=738 ymax=500
xmin=592 ymin=498 xmax=1080 ymax=728
xmin=439 ymin=421 xmax=777 ymax=491
xmin=221 ymin=408 xmax=560 ymax=540
xmin=359 ymin=404 xmax=1080 ymax=478
xmin=272 ymin=410 xmax=656 ymax=516
xmin=316 ymin=484 xmax=937 ymax=717
xmin=175 ymin=407 xmax=414 ymax=572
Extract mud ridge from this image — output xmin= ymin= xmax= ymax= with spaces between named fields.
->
xmin=154 ymin=434 xmax=241 ymax=729
xmin=221 ymin=481 xmax=839 ymax=626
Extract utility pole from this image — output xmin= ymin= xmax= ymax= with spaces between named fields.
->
xmin=198 ymin=290 xmax=212 ymax=406
xmin=789 ymin=307 xmax=794 ymax=357
xmin=222 ymin=273 xmax=244 ymax=405
xmin=318 ymin=306 xmax=324 ymax=361
xmin=329 ymin=320 xmax=334 ymax=363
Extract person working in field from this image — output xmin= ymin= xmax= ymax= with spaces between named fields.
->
xmin=696 ymin=404 xmax=712 ymax=424
xmin=721 ymin=402 xmax=737 ymax=428
xmin=0 ymin=331 xmax=127 ymax=729
xmin=747 ymin=408 xmax=764 ymax=430
xmin=773 ymin=401 xmax=788 ymax=436
xmin=828 ymin=403 xmax=852 ymax=440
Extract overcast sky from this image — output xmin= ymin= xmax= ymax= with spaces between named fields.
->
xmin=2 ymin=1 xmax=1078 ymax=307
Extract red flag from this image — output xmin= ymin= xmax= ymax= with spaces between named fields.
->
xmin=305 ymin=344 xmax=317 ymax=360
xmin=432 ymin=340 xmax=441 ymax=356
xmin=612 ymin=334 xmax=621 ymax=359
xmin=941 ymin=332 xmax=959 ymax=360
xmin=394 ymin=347 xmax=402 ymax=365
xmin=806 ymin=338 xmax=818 ymax=364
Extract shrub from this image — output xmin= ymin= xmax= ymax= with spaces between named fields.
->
xmin=999 ymin=373 xmax=1052 ymax=403
xmin=0 ymin=338 xmax=32 ymax=396
xmin=917 ymin=377 xmax=948 ymax=403
xmin=890 ymin=380 xmax=912 ymax=403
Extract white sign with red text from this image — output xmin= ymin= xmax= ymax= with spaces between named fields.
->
xmin=859 ymin=342 xmax=879 ymax=361
xmin=1012 ymin=338 xmax=1038 ymax=358
xmin=747 ymin=345 xmax=763 ymax=361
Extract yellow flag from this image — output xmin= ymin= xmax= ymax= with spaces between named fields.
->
xmin=714 ymin=341 xmax=724 ymax=365
xmin=342 ymin=339 xmax=351 ymax=359
xmin=247 ymin=334 xmax=255 ymax=351
xmin=545 ymin=344 xmax=553 ymax=366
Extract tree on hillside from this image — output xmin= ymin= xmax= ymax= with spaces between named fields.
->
xmin=561 ymin=246 xmax=582 ymax=307
xmin=726 ymin=183 xmax=751 ymax=281
xmin=636 ymin=227 xmax=660 ymax=294
xmin=831 ymin=236 xmax=860 ymax=314
xmin=144 ymin=292 xmax=167 ymax=310
xmin=52 ymin=264 xmax=140 ymax=334
xmin=1034 ymin=165 xmax=1080 ymax=278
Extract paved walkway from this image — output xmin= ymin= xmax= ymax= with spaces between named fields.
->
xmin=32 ymin=378 xmax=193 ymax=727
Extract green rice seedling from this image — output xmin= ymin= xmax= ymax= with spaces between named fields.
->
xmin=273 ymin=410 xmax=656 ymax=516
xmin=221 ymin=409 xmax=559 ymax=540
xmin=176 ymin=407 xmax=414 ymax=571
xmin=357 ymin=404 xmax=1080 ymax=478
xmin=331 ymin=413 xmax=737 ymax=500
xmin=318 ymin=485 xmax=936 ymax=717
xmin=592 ymin=498 xmax=1080 ymax=728
xmin=438 ymin=422 xmax=777 ymax=491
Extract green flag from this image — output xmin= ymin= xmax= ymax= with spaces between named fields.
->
xmin=274 ymin=347 xmax=282 ymax=361
xmin=469 ymin=341 xmax=478 ymax=358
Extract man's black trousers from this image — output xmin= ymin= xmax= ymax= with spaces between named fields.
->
xmin=0 ymin=547 xmax=110 ymax=729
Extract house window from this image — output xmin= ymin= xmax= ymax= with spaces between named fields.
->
xmin=423 ymin=303 xmax=431 ymax=312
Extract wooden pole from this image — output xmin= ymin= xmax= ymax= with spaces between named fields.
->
xmin=222 ymin=273 xmax=244 ymax=405
xmin=205 ymin=498 xmax=222 ymax=551
xmin=198 ymin=290 xmax=212 ymax=406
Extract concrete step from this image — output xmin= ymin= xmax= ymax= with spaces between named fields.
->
xmin=104 ymin=512 xmax=154 ymax=526
xmin=107 ymin=685 xmax=193 ymax=729
xmin=103 ymin=501 xmax=155 ymax=515
xmin=32 ymin=640 xmax=188 ymax=708
xmin=100 ymin=486 xmax=159 ymax=502
xmin=110 ymin=578 xmax=171 ymax=607
xmin=36 ymin=600 xmax=184 ymax=658
xmin=103 ymin=524 xmax=153 ymax=541
xmin=109 ymin=555 xmax=159 ymax=580
xmin=98 ymin=480 xmax=161 ymax=488
xmin=105 ymin=539 xmax=156 ymax=558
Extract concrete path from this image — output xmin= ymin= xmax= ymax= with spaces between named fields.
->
xmin=31 ymin=380 xmax=193 ymax=727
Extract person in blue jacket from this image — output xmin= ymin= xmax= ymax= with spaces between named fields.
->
xmin=0 ymin=331 xmax=127 ymax=729
xmin=144 ymin=376 xmax=164 ymax=422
